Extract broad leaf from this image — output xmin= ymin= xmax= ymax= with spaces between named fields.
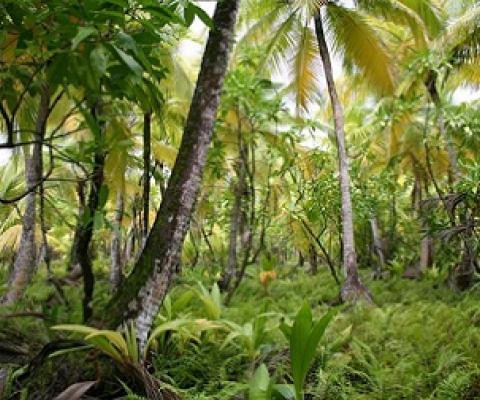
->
xmin=71 ymin=27 xmax=97 ymax=50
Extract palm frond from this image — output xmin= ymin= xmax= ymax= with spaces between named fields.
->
xmin=325 ymin=4 xmax=395 ymax=95
xmin=397 ymin=0 xmax=444 ymax=38
xmin=441 ymin=5 xmax=480 ymax=62
xmin=291 ymin=23 xmax=322 ymax=112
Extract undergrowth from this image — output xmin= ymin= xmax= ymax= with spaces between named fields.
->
xmin=2 ymin=264 xmax=480 ymax=399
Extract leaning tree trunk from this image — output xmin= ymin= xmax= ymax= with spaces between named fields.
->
xmin=102 ymin=0 xmax=241 ymax=351
xmin=3 ymin=87 xmax=50 ymax=305
xmin=110 ymin=191 xmax=124 ymax=289
xmin=74 ymin=103 xmax=106 ymax=321
xmin=314 ymin=12 xmax=371 ymax=303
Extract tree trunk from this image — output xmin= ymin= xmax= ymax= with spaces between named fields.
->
xmin=3 ymin=87 xmax=50 ymax=304
xmin=110 ymin=191 xmax=124 ymax=289
xmin=298 ymin=251 xmax=305 ymax=268
xmin=308 ymin=245 xmax=318 ymax=275
xmin=74 ymin=103 xmax=106 ymax=321
xmin=314 ymin=13 xmax=371 ymax=303
xmin=220 ymin=159 xmax=245 ymax=290
xmin=68 ymin=181 xmax=87 ymax=274
xmin=102 ymin=0 xmax=241 ymax=351
xmin=425 ymin=72 xmax=460 ymax=181
xmin=419 ymin=234 xmax=433 ymax=271
xmin=370 ymin=215 xmax=385 ymax=277
xmin=143 ymin=111 xmax=151 ymax=239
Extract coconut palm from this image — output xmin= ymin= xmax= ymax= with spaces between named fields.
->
xmin=240 ymin=0 xmax=397 ymax=301
xmin=359 ymin=0 xmax=480 ymax=181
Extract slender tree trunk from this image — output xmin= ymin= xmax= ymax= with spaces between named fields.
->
xmin=370 ymin=215 xmax=385 ymax=277
xmin=298 ymin=251 xmax=305 ymax=268
xmin=74 ymin=103 xmax=106 ymax=321
xmin=69 ymin=181 xmax=86 ymax=274
xmin=308 ymin=245 xmax=318 ymax=275
xmin=419 ymin=235 xmax=433 ymax=271
xmin=143 ymin=111 xmax=151 ymax=240
xmin=3 ymin=87 xmax=50 ymax=304
xmin=220 ymin=159 xmax=245 ymax=290
xmin=102 ymin=0 xmax=241 ymax=351
xmin=314 ymin=13 xmax=371 ymax=303
xmin=425 ymin=72 xmax=460 ymax=181
xmin=110 ymin=191 xmax=124 ymax=289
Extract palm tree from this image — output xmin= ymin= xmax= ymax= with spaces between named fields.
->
xmin=240 ymin=0 xmax=395 ymax=301
xmin=359 ymin=0 xmax=480 ymax=181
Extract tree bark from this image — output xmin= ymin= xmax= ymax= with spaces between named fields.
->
xmin=370 ymin=215 xmax=385 ymax=277
xmin=143 ymin=111 xmax=151 ymax=239
xmin=110 ymin=191 xmax=124 ymax=289
xmin=68 ymin=181 xmax=86 ymax=274
xmin=308 ymin=245 xmax=318 ymax=275
xmin=314 ymin=12 xmax=371 ymax=303
xmin=102 ymin=0 xmax=241 ymax=351
xmin=220 ymin=159 xmax=245 ymax=290
xmin=74 ymin=103 xmax=106 ymax=321
xmin=425 ymin=72 xmax=460 ymax=181
xmin=3 ymin=86 xmax=50 ymax=304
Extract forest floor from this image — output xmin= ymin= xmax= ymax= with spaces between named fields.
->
xmin=2 ymin=265 xmax=480 ymax=399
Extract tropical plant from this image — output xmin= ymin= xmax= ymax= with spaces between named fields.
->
xmin=222 ymin=312 xmax=278 ymax=361
xmin=248 ymin=364 xmax=295 ymax=400
xmin=280 ymin=304 xmax=335 ymax=400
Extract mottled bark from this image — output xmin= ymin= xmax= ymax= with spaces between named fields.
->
xmin=74 ymin=104 xmax=106 ymax=321
xmin=314 ymin=13 xmax=371 ymax=303
xmin=3 ymin=87 xmax=50 ymax=304
xmin=102 ymin=0 xmax=241 ymax=351
xmin=110 ymin=191 xmax=124 ymax=289
xmin=143 ymin=112 xmax=151 ymax=239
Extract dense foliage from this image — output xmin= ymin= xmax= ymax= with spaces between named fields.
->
xmin=0 ymin=0 xmax=479 ymax=398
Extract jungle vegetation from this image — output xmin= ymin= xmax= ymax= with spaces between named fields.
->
xmin=0 ymin=0 xmax=479 ymax=398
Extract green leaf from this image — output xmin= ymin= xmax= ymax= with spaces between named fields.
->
xmin=93 ymin=211 xmax=104 ymax=230
xmin=272 ymin=384 xmax=295 ymax=400
xmin=249 ymin=364 xmax=272 ymax=400
xmin=279 ymin=319 xmax=292 ymax=341
xmin=98 ymin=184 xmax=109 ymax=208
xmin=71 ymin=27 xmax=97 ymax=50
xmin=302 ymin=310 xmax=335 ymax=384
xmin=90 ymin=45 xmax=108 ymax=78
xmin=184 ymin=3 xmax=195 ymax=26
xmin=190 ymin=3 xmax=213 ymax=28
xmin=110 ymin=45 xmax=143 ymax=77
xmin=288 ymin=305 xmax=335 ymax=399
xmin=290 ymin=303 xmax=313 ymax=398
xmin=146 ymin=319 xmax=191 ymax=353
xmin=116 ymin=31 xmax=137 ymax=52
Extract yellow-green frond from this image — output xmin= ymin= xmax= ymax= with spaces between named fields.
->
xmin=326 ymin=4 xmax=395 ymax=95
xmin=291 ymin=24 xmax=322 ymax=112
xmin=441 ymin=5 xmax=480 ymax=54
xmin=151 ymin=142 xmax=178 ymax=168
